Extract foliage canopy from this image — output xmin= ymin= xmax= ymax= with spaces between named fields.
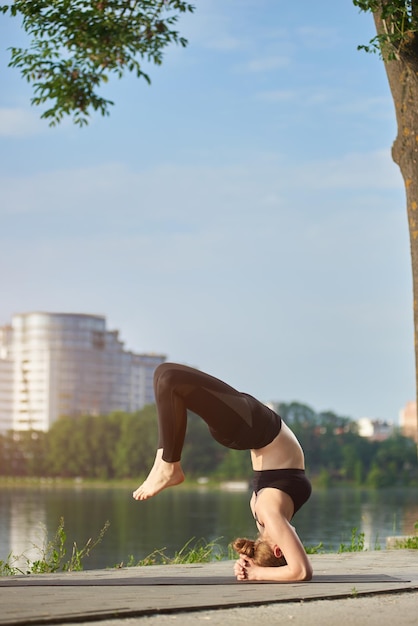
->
xmin=0 ymin=0 xmax=194 ymax=125
xmin=353 ymin=1 xmax=418 ymax=60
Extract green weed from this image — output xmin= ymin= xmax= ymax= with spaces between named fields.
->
xmin=0 ymin=517 xmax=109 ymax=576
xmin=338 ymin=527 xmax=365 ymax=553
xmin=393 ymin=522 xmax=418 ymax=549
xmin=122 ymin=537 xmax=226 ymax=567
xmin=305 ymin=542 xmax=325 ymax=555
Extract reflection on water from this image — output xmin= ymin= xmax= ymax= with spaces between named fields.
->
xmin=8 ymin=496 xmax=47 ymax=568
xmin=298 ymin=487 xmax=418 ymax=551
xmin=0 ymin=485 xmax=417 ymax=570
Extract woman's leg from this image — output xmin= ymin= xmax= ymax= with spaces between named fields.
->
xmin=133 ymin=362 xmax=280 ymax=500
xmin=153 ymin=362 xmax=256 ymax=462
xmin=132 ymin=446 xmax=185 ymax=500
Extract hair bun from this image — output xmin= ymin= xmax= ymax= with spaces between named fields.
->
xmin=232 ymin=538 xmax=255 ymax=558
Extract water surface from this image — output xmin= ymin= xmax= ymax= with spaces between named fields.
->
xmin=0 ymin=485 xmax=417 ymax=570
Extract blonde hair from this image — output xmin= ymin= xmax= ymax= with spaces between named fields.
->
xmin=232 ymin=537 xmax=287 ymax=567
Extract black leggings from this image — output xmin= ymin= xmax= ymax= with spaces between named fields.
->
xmin=153 ymin=363 xmax=281 ymax=463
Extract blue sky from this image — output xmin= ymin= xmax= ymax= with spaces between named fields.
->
xmin=0 ymin=1 xmax=413 ymax=422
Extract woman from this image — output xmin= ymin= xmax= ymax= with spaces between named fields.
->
xmin=133 ymin=362 xmax=313 ymax=582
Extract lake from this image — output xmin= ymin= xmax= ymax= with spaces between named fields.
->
xmin=0 ymin=484 xmax=417 ymax=570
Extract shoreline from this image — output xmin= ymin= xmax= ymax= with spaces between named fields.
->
xmin=1 ymin=475 xmax=418 ymax=490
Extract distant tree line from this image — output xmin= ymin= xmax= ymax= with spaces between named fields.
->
xmin=279 ymin=402 xmax=417 ymax=488
xmin=0 ymin=402 xmax=417 ymax=487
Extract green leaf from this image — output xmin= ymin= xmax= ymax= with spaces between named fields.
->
xmin=1 ymin=0 xmax=195 ymax=125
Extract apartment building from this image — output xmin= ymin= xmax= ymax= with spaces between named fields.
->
xmin=0 ymin=324 xmax=13 ymax=433
xmin=0 ymin=312 xmax=165 ymax=432
xmin=399 ymin=400 xmax=418 ymax=443
xmin=357 ymin=417 xmax=394 ymax=442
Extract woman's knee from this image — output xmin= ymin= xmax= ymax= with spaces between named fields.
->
xmin=154 ymin=363 xmax=181 ymax=395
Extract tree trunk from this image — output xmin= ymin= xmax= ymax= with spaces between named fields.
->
xmin=373 ymin=9 xmax=418 ymax=445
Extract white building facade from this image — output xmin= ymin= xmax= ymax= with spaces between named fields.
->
xmin=0 ymin=312 xmax=165 ymax=432
xmin=357 ymin=417 xmax=394 ymax=442
xmin=0 ymin=325 xmax=13 ymax=433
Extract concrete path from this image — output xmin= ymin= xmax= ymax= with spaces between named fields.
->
xmin=0 ymin=551 xmax=417 ymax=626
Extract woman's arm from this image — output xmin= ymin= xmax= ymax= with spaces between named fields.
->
xmin=234 ymin=549 xmax=312 ymax=582
xmin=236 ymin=489 xmax=313 ymax=582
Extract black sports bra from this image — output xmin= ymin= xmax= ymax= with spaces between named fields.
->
xmin=253 ymin=468 xmax=312 ymax=519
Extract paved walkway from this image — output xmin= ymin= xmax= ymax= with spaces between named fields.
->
xmin=0 ymin=551 xmax=417 ymax=626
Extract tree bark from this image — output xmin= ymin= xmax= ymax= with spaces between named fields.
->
xmin=373 ymin=9 xmax=418 ymax=445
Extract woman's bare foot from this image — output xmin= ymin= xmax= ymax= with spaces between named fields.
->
xmin=132 ymin=452 xmax=185 ymax=501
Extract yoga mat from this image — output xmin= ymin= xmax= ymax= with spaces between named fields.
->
xmin=0 ymin=573 xmax=409 ymax=586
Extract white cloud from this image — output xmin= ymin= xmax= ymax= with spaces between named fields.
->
xmin=204 ymin=35 xmax=245 ymax=51
xmin=0 ymin=148 xmax=403 ymax=222
xmin=296 ymin=25 xmax=341 ymax=49
xmin=332 ymin=95 xmax=394 ymax=118
xmin=246 ymin=56 xmax=290 ymax=72
xmin=256 ymin=89 xmax=296 ymax=102
xmin=181 ymin=1 xmax=248 ymax=52
xmin=255 ymin=86 xmax=395 ymax=127
xmin=297 ymin=149 xmax=402 ymax=191
xmin=255 ymin=86 xmax=340 ymax=106
xmin=0 ymin=107 xmax=45 ymax=137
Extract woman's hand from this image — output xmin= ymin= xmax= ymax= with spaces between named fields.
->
xmin=233 ymin=555 xmax=261 ymax=581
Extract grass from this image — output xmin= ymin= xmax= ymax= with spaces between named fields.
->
xmin=1 ymin=520 xmax=417 ymax=576
xmin=338 ymin=527 xmax=366 ymax=553
xmin=0 ymin=517 xmax=109 ymax=576
xmin=119 ymin=536 xmax=231 ymax=568
xmin=392 ymin=522 xmax=418 ymax=549
xmin=304 ymin=528 xmax=366 ymax=555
